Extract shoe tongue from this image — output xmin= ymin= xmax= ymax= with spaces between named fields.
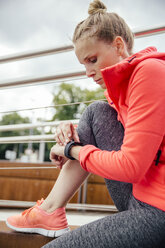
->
xmin=37 ymin=198 xmax=44 ymax=206
xmin=22 ymin=198 xmax=44 ymax=216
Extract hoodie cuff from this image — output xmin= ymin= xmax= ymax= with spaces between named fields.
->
xmin=79 ymin=145 xmax=100 ymax=171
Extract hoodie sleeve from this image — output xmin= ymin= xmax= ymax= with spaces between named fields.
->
xmin=79 ymin=58 xmax=165 ymax=183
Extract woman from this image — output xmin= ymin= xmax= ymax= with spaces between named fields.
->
xmin=7 ymin=0 xmax=165 ymax=247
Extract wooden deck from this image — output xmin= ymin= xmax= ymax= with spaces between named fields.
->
xmin=0 ymin=160 xmax=114 ymax=205
xmin=0 ymin=221 xmax=78 ymax=248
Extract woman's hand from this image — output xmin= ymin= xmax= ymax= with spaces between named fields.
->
xmin=55 ymin=121 xmax=80 ymax=145
xmin=49 ymin=144 xmax=68 ymax=169
xmin=50 ymin=121 xmax=80 ymax=169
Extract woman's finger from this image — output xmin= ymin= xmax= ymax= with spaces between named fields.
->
xmin=72 ymin=126 xmax=80 ymax=142
xmin=55 ymin=121 xmax=74 ymax=145
xmin=59 ymin=122 xmax=73 ymax=144
xmin=55 ymin=125 xmax=65 ymax=145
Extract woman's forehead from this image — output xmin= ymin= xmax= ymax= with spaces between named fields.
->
xmin=74 ymin=37 xmax=99 ymax=61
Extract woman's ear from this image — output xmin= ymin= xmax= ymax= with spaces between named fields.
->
xmin=113 ymin=36 xmax=127 ymax=58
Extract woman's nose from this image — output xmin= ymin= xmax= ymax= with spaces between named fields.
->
xmin=86 ymin=66 xmax=95 ymax=78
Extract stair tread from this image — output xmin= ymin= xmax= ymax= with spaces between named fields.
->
xmin=0 ymin=221 xmax=79 ymax=248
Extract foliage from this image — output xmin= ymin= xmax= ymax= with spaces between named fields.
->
xmin=0 ymin=113 xmax=40 ymax=160
xmin=52 ymin=83 xmax=105 ymax=120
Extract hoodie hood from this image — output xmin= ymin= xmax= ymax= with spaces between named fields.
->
xmin=102 ymin=47 xmax=165 ymax=112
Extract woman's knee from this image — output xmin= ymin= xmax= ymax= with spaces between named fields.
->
xmin=85 ymin=100 xmax=117 ymax=119
xmin=78 ymin=100 xmax=118 ymax=130
xmin=77 ymin=101 xmax=113 ymax=145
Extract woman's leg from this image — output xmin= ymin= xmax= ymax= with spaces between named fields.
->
xmin=42 ymin=197 xmax=165 ymax=248
xmin=41 ymin=100 xmax=128 ymax=213
xmin=104 ymin=179 xmax=132 ymax=211
xmin=78 ymin=101 xmax=132 ymax=211
xmin=41 ymin=100 xmax=131 ymax=212
xmin=40 ymin=160 xmax=89 ymax=212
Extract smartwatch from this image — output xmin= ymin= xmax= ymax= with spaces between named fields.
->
xmin=64 ymin=140 xmax=83 ymax=160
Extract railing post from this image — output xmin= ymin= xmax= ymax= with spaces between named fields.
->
xmin=38 ymin=127 xmax=45 ymax=162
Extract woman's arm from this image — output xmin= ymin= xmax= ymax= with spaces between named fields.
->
xmin=79 ymin=59 xmax=165 ymax=182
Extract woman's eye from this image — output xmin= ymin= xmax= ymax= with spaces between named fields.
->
xmin=89 ymin=57 xmax=97 ymax=63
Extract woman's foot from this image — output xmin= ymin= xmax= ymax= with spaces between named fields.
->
xmin=6 ymin=199 xmax=70 ymax=237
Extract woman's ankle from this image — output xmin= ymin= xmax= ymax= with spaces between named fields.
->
xmin=39 ymin=201 xmax=65 ymax=213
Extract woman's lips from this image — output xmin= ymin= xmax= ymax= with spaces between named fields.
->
xmin=95 ymin=78 xmax=102 ymax=84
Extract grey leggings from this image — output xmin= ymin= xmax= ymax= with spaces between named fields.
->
xmin=43 ymin=101 xmax=165 ymax=248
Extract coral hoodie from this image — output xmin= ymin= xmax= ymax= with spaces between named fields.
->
xmin=79 ymin=47 xmax=165 ymax=211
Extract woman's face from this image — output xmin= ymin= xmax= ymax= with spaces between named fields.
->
xmin=75 ymin=36 xmax=128 ymax=89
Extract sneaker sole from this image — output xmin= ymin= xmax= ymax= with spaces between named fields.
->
xmin=6 ymin=220 xmax=70 ymax=237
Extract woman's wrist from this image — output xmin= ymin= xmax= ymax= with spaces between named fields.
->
xmin=64 ymin=140 xmax=83 ymax=160
xmin=69 ymin=145 xmax=82 ymax=160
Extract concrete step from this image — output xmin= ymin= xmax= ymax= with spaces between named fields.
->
xmin=0 ymin=221 xmax=78 ymax=248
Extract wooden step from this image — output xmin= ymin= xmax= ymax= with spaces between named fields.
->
xmin=0 ymin=221 xmax=78 ymax=248
xmin=0 ymin=160 xmax=114 ymax=205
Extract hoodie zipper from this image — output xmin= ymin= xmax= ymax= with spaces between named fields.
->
xmin=155 ymin=149 xmax=162 ymax=166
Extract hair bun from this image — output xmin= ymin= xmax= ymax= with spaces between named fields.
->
xmin=88 ymin=0 xmax=107 ymax=15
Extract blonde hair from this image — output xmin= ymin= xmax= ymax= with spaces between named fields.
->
xmin=73 ymin=0 xmax=134 ymax=54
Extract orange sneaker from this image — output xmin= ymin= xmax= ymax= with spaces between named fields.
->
xmin=6 ymin=199 xmax=70 ymax=237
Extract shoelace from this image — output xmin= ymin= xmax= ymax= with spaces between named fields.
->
xmin=22 ymin=198 xmax=44 ymax=216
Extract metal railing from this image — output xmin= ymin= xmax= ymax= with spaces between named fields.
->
xmin=0 ymin=25 xmax=165 ymax=144
xmin=0 ymin=45 xmax=73 ymax=64
xmin=0 ymin=25 xmax=164 ymax=90
xmin=0 ymin=25 xmax=164 ymax=65
xmin=0 ymin=120 xmax=78 ymax=143
xmin=0 ymin=120 xmax=79 ymax=132
xmin=0 ymin=199 xmax=117 ymax=212
xmin=0 ymin=70 xmax=86 ymax=89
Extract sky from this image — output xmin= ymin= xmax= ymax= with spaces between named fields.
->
xmin=0 ymin=0 xmax=164 ymax=122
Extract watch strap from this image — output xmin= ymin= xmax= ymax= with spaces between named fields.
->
xmin=64 ymin=140 xmax=83 ymax=160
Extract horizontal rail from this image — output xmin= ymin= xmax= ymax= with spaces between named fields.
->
xmin=0 ymin=119 xmax=79 ymax=131
xmin=0 ymin=99 xmax=106 ymax=115
xmin=0 ymin=120 xmax=79 ymax=144
xmin=0 ymin=134 xmax=55 ymax=143
xmin=67 ymin=203 xmax=117 ymax=212
xmin=134 ymin=25 xmax=165 ymax=38
xmin=0 ymin=166 xmax=58 ymax=170
xmin=0 ymin=45 xmax=73 ymax=64
xmin=0 ymin=70 xmax=86 ymax=89
xmin=0 ymin=199 xmax=117 ymax=212
xmin=0 ymin=25 xmax=164 ymax=64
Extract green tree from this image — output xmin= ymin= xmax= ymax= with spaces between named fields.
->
xmin=0 ymin=113 xmax=40 ymax=160
xmin=52 ymin=83 xmax=105 ymax=120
